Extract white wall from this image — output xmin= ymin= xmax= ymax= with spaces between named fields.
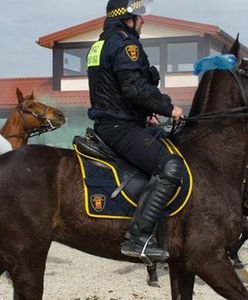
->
xmin=61 ymin=78 xmax=89 ymax=91
xmin=58 ymin=24 xmax=198 ymax=43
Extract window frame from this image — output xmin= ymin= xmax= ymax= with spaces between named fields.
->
xmin=53 ymin=41 xmax=93 ymax=90
xmin=52 ymin=36 xmax=211 ymax=90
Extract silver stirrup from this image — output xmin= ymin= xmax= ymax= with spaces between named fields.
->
xmin=140 ymin=234 xmax=154 ymax=266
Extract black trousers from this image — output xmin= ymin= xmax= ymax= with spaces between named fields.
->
xmin=94 ymin=121 xmax=171 ymax=176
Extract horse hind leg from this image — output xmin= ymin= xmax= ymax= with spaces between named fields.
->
xmin=191 ymin=253 xmax=248 ymax=300
xmin=5 ymin=241 xmax=50 ymax=299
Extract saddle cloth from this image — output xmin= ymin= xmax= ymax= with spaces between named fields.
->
xmin=73 ymin=136 xmax=192 ymax=219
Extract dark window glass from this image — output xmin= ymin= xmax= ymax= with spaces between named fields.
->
xmin=63 ymin=48 xmax=89 ymax=76
xmin=167 ymin=42 xmax=197 ymax=72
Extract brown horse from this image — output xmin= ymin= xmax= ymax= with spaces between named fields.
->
xmin=1 ymin=39 xmax=248 ymax=299
xmin=0 ymin=88 xmax=66 ymax=150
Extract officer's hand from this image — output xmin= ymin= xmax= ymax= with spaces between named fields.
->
xmin=171 ymin=106 xmax=184 ymax=122
xmin=147 ymin=114 xmax=160 ymax=126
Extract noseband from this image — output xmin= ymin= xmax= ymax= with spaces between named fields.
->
xmin=5 ymin=103 xmax=57 ymax=139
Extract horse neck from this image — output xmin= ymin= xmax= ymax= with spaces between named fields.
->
xmin=189 ymin=71 xmax=235 ymax=116
xmin=177 ymin=70 xmax=248 ymax=183
xmin=0 ymin=109 xmax=28 ymax=149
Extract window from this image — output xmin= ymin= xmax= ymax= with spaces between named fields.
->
xmin=167 ymin=42 xmax=197 ymax=72
xmin=63 ymin=48 xmax=89 ymax=76
xmin=143 ymin=46 xmax=160 ymax=70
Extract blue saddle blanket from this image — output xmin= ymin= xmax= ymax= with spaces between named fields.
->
xmin=74 ymin=139 xmax=193 ymax=219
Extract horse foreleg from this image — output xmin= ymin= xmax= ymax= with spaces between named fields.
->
xmin=229 ymin=217 xmax=248 ymax=263
xmin=147 ymin=263 xmax=159 ymax=287
xmin=230 ymin=235 xmax=248 ymax=261
xmin=192 ymin=254 xmax=248 ymax=300
xmin=168 ymin=259 xmax=195 ymax=300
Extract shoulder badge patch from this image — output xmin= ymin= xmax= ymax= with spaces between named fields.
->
xmin=125 ymin=45 xmax=139 ymax=61
xmin=90 ymin=194 xmax=106 ymax=212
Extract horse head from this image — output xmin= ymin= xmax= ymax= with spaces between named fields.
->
xmin=15 ymin=87 xmax=66 ymax=134
xmin=0 ymin=88 xmax=66 ymax=149
xmin=188 ymin=35 xmax=248 ymax=119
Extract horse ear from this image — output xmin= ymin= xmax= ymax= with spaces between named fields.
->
xmin=16 ymin=88 xmax=25 ymax=104
xmin=30 ymin=91 xmax=35 ymax=100
xmin=229 ymin=33 xmax=240 ymax=58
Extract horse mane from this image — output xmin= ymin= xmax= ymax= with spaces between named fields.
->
xmin=188 ymin=71 xmax=215 ymax=118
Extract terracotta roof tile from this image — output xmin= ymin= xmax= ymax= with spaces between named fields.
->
xmin=0 ymin=78 xmax=195 ymax=109
xmin=0 ymin=77 xmax=89 ymax=109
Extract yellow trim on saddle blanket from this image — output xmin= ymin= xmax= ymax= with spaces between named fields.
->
xmin=162 ymin=139 xmax=193 ymax=216
xmin=73 ymin=138 xmax=193 ymax=218
xmin=74 ymin=144 xmax=137 ymax=220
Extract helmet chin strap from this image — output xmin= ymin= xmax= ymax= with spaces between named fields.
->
xmin=132 ymin=15 xmax=137 ymax=31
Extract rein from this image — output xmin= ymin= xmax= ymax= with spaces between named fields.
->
xmin=4 ymin=103 xmax=57 ymax=139
xmin=152 ymin=65 xmax=248 ymax=137
xmin=184 ymin=67 xmax=248 ymax=122
xmin=183 ymin=105 xmax=248 ymax=122
xmin=164 ymin=66 xmax=248 ymax=134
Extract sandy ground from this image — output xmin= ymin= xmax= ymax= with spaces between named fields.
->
xmin=0 ymin=241 xmax=248 ymax=300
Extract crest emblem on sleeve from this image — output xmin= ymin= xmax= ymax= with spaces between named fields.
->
xmin=125 ymin=45 xmax=139 ymax=61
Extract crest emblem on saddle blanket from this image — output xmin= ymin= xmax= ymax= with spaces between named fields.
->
xmin=90 ymin=194 xmax=106 ymax=212
xmin=125 ymin=45 xmax=139 ymax=61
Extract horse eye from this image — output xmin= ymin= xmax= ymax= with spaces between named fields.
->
xmin=240 ymin=58 xmax=248 ymax=70
xmin=28 ymin=103 xmax=35 ymax=109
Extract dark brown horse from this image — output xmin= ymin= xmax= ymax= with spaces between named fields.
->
xmin=0 ymin=88 xmax=65 ymax=150
xmin=1 ymin=39 xmax=248 ymax=299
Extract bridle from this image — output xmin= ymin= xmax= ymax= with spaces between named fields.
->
xmin=5 ymin=102 xmax=57 ymax=139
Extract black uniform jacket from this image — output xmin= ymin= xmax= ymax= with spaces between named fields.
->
xmin=87 ymin=17 xmax=174 ymax=122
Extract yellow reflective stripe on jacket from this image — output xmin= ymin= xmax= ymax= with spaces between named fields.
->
xmin=87 ymin=40 xmax=105 ymax=67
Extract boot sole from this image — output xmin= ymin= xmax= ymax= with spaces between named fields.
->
xmin=121 ymin=248 xmax=169 ymax=262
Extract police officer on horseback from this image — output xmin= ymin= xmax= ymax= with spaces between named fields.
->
xmin=87 ymin=0 xmax=184 ymax=260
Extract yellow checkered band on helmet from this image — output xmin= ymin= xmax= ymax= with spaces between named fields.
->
xmin=107 ymin=7 xmax=127 ymax=17
xmin=130 ymin=0 xmax=144 ymax=10
xmin=107 ymin=0 xmax=145 ymax=18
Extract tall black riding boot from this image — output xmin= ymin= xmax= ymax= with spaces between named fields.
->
xmin=121 ymin=156 xmax=183 ymax=260
xmin=121 ymin=177 xmax=178 ymax=259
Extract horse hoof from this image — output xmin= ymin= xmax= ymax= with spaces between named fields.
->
xmin=147 ymin=280 xmax=161 ymax=288
xmin=232 ymin=258 xmax=245 ymax=269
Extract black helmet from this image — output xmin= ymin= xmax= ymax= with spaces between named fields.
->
xmin=106 ymin=0 xmax=153 ymax=19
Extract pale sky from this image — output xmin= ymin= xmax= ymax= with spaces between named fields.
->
xmin=0 ymin=0 xmax=247 ymax=78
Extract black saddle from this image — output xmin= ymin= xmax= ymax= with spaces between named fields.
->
xmin=73 ymin=128 xmax=117 ymax=160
